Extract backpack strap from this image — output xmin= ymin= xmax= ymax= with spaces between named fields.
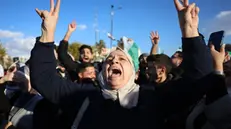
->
xmin=8 ymin=94 xmax=42 ymax=121
xmin=8 ymin=94 xmax=33 ymax=121
xmin=71 ymin=97 xmax=90 ymax=129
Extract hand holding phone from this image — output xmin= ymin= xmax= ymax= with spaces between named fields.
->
xmin=208 ymin=30 xmax=225 ymax=51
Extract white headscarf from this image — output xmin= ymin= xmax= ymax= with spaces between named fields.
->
xmin=97 ymin=47 xmax=140 ymax=109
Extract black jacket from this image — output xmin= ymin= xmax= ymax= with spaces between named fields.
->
xmin=30 ymin=36 xmax=222 ymax=129
xmin=0 ymin=84 xmax=11 ymax=123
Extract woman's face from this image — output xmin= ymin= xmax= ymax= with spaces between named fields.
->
xmin=104 ymin=50 xmax=133 ymax=89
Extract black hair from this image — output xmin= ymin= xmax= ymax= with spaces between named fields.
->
xmin=77 ymin=62 xmax=95 ymax=74
xmin=147 ymin=54 xmax=173 ymax=74
xmin=139 ymin=53 xmax=149 ymax=63
xmin=174 ymin=51 xmax=183 ymax=58
xmin=225 ymin=44 xmax=231 ymax=52
xmin=79 ymin=45 xmax=93 ymax=54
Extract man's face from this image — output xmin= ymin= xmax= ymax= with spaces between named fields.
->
xmin=147 ymin=61 xmax=166 ymax=83
xmin=104 ymin=50 xmax=133 ymax=89
xmin=78 ymin=66 xmax=96 ymax=80
xmin=171 ymin=53 xmax=182 ymax=67
xmin=80 ymin=48 xmax=93 ymax=63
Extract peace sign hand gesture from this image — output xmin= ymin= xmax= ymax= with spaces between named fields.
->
xmin=174 ymin=0 xmax=199 ymax=38
xmin=35 ymin=0 xmax=61 ymax=42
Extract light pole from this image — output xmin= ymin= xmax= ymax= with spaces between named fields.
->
xmin=110 ymin=5 xmax=114 ymax=49
xmin=110 ymin=5 xmax=122 ymax=49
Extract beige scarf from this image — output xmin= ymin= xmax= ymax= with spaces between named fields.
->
xmin=97 ymin=47 xmax=140 ymax=109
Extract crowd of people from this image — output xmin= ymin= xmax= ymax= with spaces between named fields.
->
xmin=0 ymin=0 xmax=231 ymax=129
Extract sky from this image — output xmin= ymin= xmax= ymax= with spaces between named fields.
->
xmin=0 ymin=0 xmax=231 ymax=58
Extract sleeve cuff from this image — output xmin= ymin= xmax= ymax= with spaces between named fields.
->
xmin=206 ymin=74 xmax=227 ymax=104
xmin=37 ymin=41 xmax=54 ymax=46
xmin=213 ymin=70 xmax=225 ymax=76
xmin=61 ymin=40 xmax=69 ymax=43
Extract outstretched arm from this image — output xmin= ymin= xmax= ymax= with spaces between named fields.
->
xmin=157 ymin=0 xmax=220 ymax=117
xmin=174 ymin=0 xmax=212 ymax=81
xmin=63 ymin=21 xmax=77 ymax=41
xmin=57 ymin=21 xmax=79 ymax=71
xmin=31 ymin=0 xmax=95 ymax=105
xmin=149 ymin=31 xmax=160 ymax=55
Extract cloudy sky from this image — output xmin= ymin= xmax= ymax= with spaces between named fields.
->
xmin=0 ymin=0 xmax=231 ymax=58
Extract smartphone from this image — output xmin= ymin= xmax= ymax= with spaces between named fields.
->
xmin=208 ymin=31 xmax=225 ymax=51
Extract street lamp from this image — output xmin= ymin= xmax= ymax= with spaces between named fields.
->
xmin=110 ymin=5 xmax=122 ymax=49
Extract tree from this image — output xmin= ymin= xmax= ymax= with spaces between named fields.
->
xmin=93 ymin=40 xmax=107 ymax=61
xmin=0 ymin=41 xmax=7 ymax=65
xmin=92 ymin=45 xmax=98 ymax=61
xmin=95 ymin=40 xmax=106 ymax=55
xmin=4 ymin=56 xmax=13 ymax=69
xmin=68 ymin=42 xmax=82 ymax=61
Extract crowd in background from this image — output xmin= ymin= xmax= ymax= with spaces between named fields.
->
xmin=1 ymin=0 xmax=231 ymax=129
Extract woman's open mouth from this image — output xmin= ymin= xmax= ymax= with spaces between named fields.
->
xmin=109 ymin=67 xmax=122 ymax=78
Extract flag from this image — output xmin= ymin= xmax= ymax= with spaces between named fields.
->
xmin=107 ymin=33 xmax=115 ymax=40
xmin=122 ymin=36 xmax=141 ymax=72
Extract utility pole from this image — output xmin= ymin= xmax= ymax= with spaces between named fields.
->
xmin=110 ymin=5 xmax=122 ymax=49
xmin=110 ymin=5 xmax=114 ymax=49
xmin=94 ymin=9 xmax=99 ymax=44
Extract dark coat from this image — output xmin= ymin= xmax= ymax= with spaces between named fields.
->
xmin=30 ymin=36 xmax=223 ymax=129
xmin=0 ymin=84 xmax=11 ymax=123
